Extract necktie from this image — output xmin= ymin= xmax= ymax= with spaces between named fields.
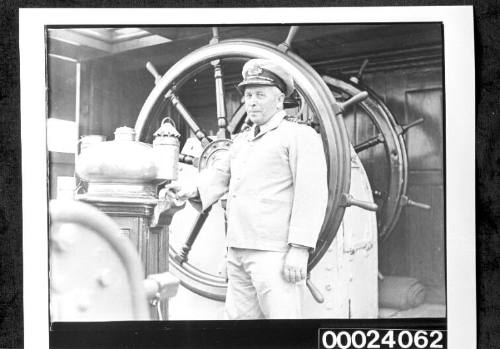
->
xmin=254 ymin=125 xmax=260 ymax=137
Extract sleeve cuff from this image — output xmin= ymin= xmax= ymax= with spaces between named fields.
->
xmin=287 ymin=225 xmax=318 ymax=250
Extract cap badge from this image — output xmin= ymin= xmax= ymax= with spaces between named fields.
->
xmin=247 ymin=65 xmax=263 ymax=77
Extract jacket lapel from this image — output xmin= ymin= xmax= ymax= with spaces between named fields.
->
xmin=252 ymin=111 xmax=286 ymax=140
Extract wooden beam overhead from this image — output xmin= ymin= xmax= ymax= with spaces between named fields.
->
xmin=47 ymin=37 xmax=110 ymax=62
xmin=110 ymin=36 xmax=171 ymax=54
xmin=48 ymin=29 xmax=113 ymax=52
xmin=49 ymin=23 xmax=442 ymax=73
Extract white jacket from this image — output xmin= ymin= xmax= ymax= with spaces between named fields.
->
xmin=195 ymin=111 xmax=328 ymax=252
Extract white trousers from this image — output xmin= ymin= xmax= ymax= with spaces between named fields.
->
xmin=223 ymin=247 xmax=305 ymax=320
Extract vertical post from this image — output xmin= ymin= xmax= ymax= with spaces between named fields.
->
xmin=209 ymin=27 xmax=230 ymax=139
xmin=75 ymin=62 xmax=81 ymax=149
xmin=212 ymin=59 xmax=230 ymax=139
xmin=74 ymin=61 xmax=81 ymax=194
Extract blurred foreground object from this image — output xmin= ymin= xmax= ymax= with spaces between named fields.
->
xmin=50 ymin=200 xmax=179 ymax=321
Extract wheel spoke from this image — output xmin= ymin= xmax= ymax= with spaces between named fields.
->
xmin=337 ymin=91 xmax=369 ymax=114
xmin=397 ymin=117 xmax=424 ymax=135
xmin=278 ymin=26 xmax=300 ymax=52
xmin=179 ymin=153 xmax=196 ymax=165
xmin=212 ymin=59 xmax=230 ymax=139
xmin=165 ymin=91 xmax=211 ymax=147
xmin=354 ymin=133 xmax=385 ymax=153
xmin=400 ymin=195 xmax=431 ymax=210
xmin=175 ymin=207 xmax=212 ymax=264
xmin=341 ymin=193 xmax=378 ymax=212
xmin=349 ymin=59 xmax=370 ymax=84
xmin=227 ymin=103 xmax=251 ymax=134
xmin=145 ymin=61 xmax=162 ymax=84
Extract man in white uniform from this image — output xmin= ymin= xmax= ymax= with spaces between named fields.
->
xmin=166 ymin=59 xmax=328 ymax=319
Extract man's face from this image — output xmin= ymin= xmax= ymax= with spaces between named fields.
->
xmin=243 ymin=86 xmax=284 ymax=126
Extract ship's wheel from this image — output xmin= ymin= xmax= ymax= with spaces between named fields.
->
xmin=323 ymin=68 xmax=430 ymax=242
xmin=135 ymin=27 xmax=376 ymax=301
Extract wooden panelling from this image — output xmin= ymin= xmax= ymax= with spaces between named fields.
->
xmin=104 ymin=213 xmax=169 ymax=318
xmin=383 ymin=70 xmax=407 ymax=124
xmin=409 ymin=171 xmax=444 ymax=185
xmin=79 ymin=61 xmax=153 ymax=138
xmin=158 ymin=226 xmax=169 ymax=273
xmin=364 ymin=67 xmax=444 ymax=291
xmin=379 ymin=216 xmax=411 ymax=276
xmin=48 ymin=57 xmax=77 ymax=121
xmin=113 ymin=216 xmax=141 ymax=255
xmin=406 ymin=88 xmax=444 ymax=171
xmin=406 ymin=183 xmax=445 ymax=286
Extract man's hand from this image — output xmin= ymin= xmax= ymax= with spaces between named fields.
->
xmin=161 ymin=181 xmax=199 ymax=201
xmin=282 ymin=246 xmax=309 ymax=283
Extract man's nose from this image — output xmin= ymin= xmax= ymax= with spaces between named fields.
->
xmin=246 ymin=98 xmax=257 ymax=106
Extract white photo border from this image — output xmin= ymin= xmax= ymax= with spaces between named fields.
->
xmin=20 ymin=6 xmax=475 ymax=349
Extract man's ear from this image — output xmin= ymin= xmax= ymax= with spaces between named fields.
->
xmin=277 ymin=92 xmax=285 ymax=105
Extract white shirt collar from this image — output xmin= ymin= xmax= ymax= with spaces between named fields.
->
xmin=253 ymin=110 xmax=286 ymax=135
